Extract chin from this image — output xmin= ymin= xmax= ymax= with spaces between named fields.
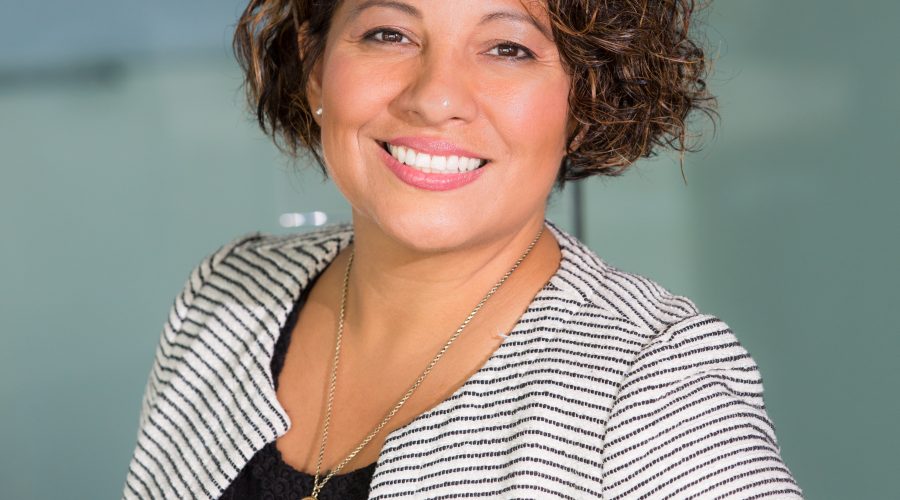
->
xmin=372 ymin=211 xmax=488 ymax=255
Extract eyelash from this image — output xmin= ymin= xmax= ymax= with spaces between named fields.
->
xmin=362 ymin=28 xmax=535 ymax=61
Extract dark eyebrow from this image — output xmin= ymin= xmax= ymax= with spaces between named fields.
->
xmin=479 ymin=10 xmax=552 ymax=41
xmin=347 ymin=0 xmax=422 ymax=22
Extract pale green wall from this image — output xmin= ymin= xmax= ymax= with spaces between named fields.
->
xmin=2 ymin=1 xmax=898 ymax=498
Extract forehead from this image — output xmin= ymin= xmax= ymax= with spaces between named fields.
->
xmin=339 ymin=0 xmax=552 ymax=37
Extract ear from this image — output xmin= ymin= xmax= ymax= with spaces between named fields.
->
xmin=298 ymin=21 xmax=324 ymax=124
xmin=306 ymin=59 xmax=324 ymax=124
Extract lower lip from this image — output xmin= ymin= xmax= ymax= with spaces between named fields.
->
xmin=378 ymin=144 xmax=486 ymax=191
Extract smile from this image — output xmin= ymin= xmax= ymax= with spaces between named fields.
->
xmin=380 ymin=141 xmax=488 ymax=174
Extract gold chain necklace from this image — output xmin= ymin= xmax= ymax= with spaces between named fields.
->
xmin=302 ymin=227 xmax=544 ymax=500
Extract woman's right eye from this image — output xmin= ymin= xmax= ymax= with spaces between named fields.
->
xmin=363 ymin=29 xmax=410 ymax=44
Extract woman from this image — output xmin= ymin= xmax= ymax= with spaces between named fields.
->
xmin=123 ymin=0 xmax=803 ymax=498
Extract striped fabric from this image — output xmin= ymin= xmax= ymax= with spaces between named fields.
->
xmin=122 ymin=220 xmax=802 ymax=499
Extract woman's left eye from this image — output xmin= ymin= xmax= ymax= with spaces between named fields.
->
xmin=363 ymin=28 xmax=411 ymax=44
xmin=487 ymin=43 xmax=535 ymax=60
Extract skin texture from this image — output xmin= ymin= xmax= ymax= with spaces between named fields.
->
xmin=276 ymin=0 xmax=570 ymax=475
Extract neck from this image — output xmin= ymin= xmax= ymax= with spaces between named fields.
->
xmin=340 ymin=213 xmax=561 ymax=353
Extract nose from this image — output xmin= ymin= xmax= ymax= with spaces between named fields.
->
xmin=391 ymin=46 xmax=478 ymax=126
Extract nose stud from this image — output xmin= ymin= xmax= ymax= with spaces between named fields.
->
xmin=441 ymin=98 xmax=450 ymax=108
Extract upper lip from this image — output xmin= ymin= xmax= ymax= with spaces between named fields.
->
xmin=383 ymin=137 xmax=489 ymax=161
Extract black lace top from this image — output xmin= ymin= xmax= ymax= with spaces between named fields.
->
xmin=219 ymin=275 xmax=377 ymax=500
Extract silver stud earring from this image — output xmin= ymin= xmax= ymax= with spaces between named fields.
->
xmin=315 ymin=107 xmax=323 ymax=116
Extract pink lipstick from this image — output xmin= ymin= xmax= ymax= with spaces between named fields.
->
xmin=378 ymin=140 xmax=487 ymax=192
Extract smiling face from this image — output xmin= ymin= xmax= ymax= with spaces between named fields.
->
xmin=307 ymin=0 xmax=571 ymax=253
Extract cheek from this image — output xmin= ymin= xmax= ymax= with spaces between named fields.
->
xmin=492 ymin=73 xmax=569 ymax=155
xmin=320 ymin=51 xmax=400 ymax=128
xmin=486 ymin=71 xmax=570 ymax=180
xmin=317 ymin=51 xmax=394 ymax=190
xmin=318 ymin=53 xmax=377 ymax=165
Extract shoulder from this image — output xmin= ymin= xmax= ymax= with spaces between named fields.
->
xmin=585 ymin=264 xmax=748 ymax=381
xmin=547 ymin=219 xmax=701 ymax=335
xmin=161 ymin=223 xmax=354 ymax=342
xmin=546 ymin=219 xmax=755 ymax=393
xmin=194 ymin=223 xmax=354 ymax=280
xmin=218 ymin=223 xmax=354 ymax=260
xmin=547 ymin=229 xmax=803 ymax=496
xmin=138 ymin=223 xmax=355 ymax=420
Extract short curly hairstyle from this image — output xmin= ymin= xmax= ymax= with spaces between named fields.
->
xmin=233 ymin=0 xmax=716 ymax=184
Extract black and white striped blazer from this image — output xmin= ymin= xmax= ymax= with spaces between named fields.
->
xmin=122 ymin=220 xmax=803 ymax=499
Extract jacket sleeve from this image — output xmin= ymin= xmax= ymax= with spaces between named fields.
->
xmin=136 ymin=236 xmax=253 ymax=428
xmin=123 ymin=234 xmax=258 ymax=500
xmin=600 ymin=314 xmax=803 ymax=499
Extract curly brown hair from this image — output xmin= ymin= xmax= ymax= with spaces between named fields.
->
xmin=233 ymin=0 xmax=716 ymax=184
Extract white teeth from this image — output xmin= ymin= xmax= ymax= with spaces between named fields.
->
xmin=415 ymin=153 xmax=431 ymax=169
xmin=387 ymin=143 xmax=484 ymax=173
xmin=405 ymin=151 xmax=417 ymax=167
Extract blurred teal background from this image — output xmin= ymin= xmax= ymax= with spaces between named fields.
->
xmin=1 ymin=1 xmax=898 ymax=498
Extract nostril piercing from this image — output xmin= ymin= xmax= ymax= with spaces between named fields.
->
xmin=441 ymin=98 xmax=450 ymax=108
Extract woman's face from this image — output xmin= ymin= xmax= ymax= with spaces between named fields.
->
xmin=309 ymin=0 xmax=570 ymax=252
